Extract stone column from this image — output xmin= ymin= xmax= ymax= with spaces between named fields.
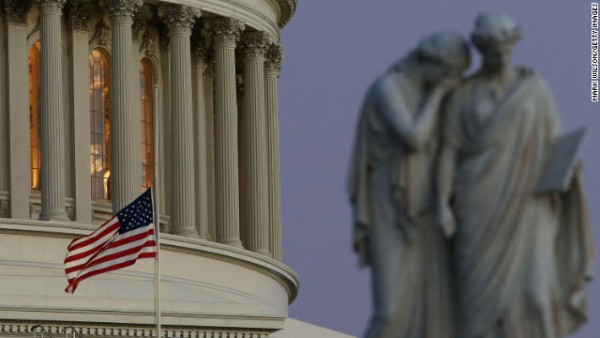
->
xmin=106 ymin=0 xmax=142 ymax=212
xmin=203 ymin=58 xmax=216 ymax=241
xmin=236 ymin=74 xmax=247 ymax=246
xmin=4 ymin=0 xmax=33 ymax=219
xmin=236 ymin=74 xmax=245 ymax=245
xmin=161 ymin=5 xmax=200 ymax=237
xmin=240 ymin=31 xmax=271 ymax=256
xmin=209 ymin=18 xmax=245 ymax=248
xmin=265 ymin=44 xmax=283 ymax=260
xmin=66 ymin=1 xmax=93 ymax=223
xmin=192 ymin=35 xmax=211 ymax=240
xmin=0 ymin=5 xmax=8 ymax=195
xmin=38 ymin=0 xmax=69 ymax=221
xmin=157 ymin=25 xmax=170 ymax=232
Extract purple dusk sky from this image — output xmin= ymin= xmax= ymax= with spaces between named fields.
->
xmin=277 ymin=1 xmax=600 ymax=337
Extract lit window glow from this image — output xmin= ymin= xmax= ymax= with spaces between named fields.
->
xmin=89 ymin=50 xmax=111 ymax=200
xmin=29 ymin=41 xmax=41 ymax=191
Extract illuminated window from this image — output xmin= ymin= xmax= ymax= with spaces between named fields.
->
xmin=29 ymin=41 xmax=41 ymax=191
xmin=140 ymin=59 xmax=154 ymax=190
xmin=89 ymin=50 xmax=111 ymax=200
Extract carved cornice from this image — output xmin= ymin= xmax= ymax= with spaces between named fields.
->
xmin=65 ymin=1 xmax=93 ymax=31
xmin=159 ymin=5 xmax=200 ymax=35
xmin=277 ymin=0 xmax=296 ymax=28
xmin=265 ymin=44 xmax=283 ymax=75
xmin=240 ymin=31 xmax=271 ymax=60
xmin=105 ymin=0 xmax=142 ymax=19
xmin=3 ymin=0 xmax=34 ymax=24
xmin=207 ymin=17 xmax=245 ymax=48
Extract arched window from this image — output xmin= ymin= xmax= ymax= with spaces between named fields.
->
xmin=29 ymin=41 xmax=41 ymax=191
xmin=140 ymin=59 xmax=154 ymax=190
xmin=89 ymin=50 xmax=111 ymax=200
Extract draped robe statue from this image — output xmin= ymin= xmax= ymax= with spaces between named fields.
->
xmin=437 ymin=12 xmax=595 ymax=338
xmin=348 ymin=32 xmax=470 ymax=338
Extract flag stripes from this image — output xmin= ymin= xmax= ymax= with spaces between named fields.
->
xmin=64 ymin=188 xmax=156 ymax=293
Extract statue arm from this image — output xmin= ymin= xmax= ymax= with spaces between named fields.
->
xmin=437 ymin=144 xmax=457 ymax=238
xmin=373 ymin=75 xmax=445 ymax=151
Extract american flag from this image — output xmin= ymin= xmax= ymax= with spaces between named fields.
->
xmin=64 ymin=188 xmax=157 ymax=293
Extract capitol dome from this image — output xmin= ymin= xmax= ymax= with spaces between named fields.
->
xmin=0 ymin=1 xmax=355 ymax=337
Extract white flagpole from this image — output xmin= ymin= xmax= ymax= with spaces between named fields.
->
xmin=152 ymin=83 xmax=161 ymax=338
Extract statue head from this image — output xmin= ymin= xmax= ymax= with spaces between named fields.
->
xmin=471 ymin=12 xmax=522 ymax=73
xmin=413 ymin=31 xmax=471 ymax=86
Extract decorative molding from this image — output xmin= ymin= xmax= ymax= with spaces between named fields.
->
xmin=191 ymin=21 xmax=214 ymax=69
xmin=240 ymin=31 xmax=271 ymax=60
xmin=158 ymin=4 xmax=200 ymax=36
xmin=0 ymin=192 xmax=10 ymax=218
xmin=0 ymin=219 xmax=299 ymax=302
xmin=277 ymin=0 xmax=296 ymax=28
xmin=0 ymin=321 xmax=272 ymax=338
xmin=138 ymin=30 xmax=155 ymax=56
xmin=131 ymin=10 xmax=145 ymax=40
xmin=65 ymin=1 xmax=93 ymax=31
xmin=3 ymin=0 xmax=34 ymax=24
xmin=66 ymin=204 xmax=74 ymax=221
xmin=192 ymin=0 xmax=278 ymax=39
xmin=90 ymin=18 xmax=110 ymax=46
xmin=265 ymin=44 xmax=283 ymax=75
xmin=27 ymin=15 xmax=40 ymax=39
xmin=28 ymin=195 xmax=74 ymax=221
xmin=37 ymin=0 xmax=66 ymax=13
xmin=207 ymin=17 xmax=245 ymax=47
xmin=29 ymin=200 xmax=35 ymax=219
xmin=105 ymin=0 xmax=142 ymax=19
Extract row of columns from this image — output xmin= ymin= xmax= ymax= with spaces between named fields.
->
xmin=202 ymin=17 xmax=284 ymax=259
xmin=1 ymin=0 xmax=284 ymax=259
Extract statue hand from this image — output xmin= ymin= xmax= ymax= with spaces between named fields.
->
xmin=437 ymin=204 xmax=456 ymax=238
xmin=353 ymin=225 xmax=371 ymax=267
xmin=434 ymin=76 xmax=460 ymax=95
